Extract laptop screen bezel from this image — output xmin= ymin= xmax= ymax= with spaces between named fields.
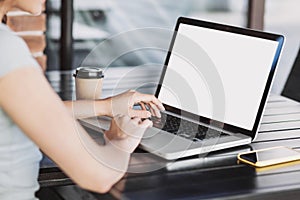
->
xmin=155 ymin=17 xmax=284 ymax=140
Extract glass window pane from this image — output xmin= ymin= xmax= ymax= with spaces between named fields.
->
xmin=265 ymin=0 xmax=300 ymax=93
xmin=46 ymin=0 xmax=248 ymax=71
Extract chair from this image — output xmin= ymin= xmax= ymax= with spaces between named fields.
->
xmin=281 ymin=46 xmax=300 ymax=102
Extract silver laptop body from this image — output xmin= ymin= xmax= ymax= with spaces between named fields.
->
xmin=139 ymin=17 xmax=284 ymax=160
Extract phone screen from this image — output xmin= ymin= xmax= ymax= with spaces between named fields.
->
xmin=239 ymin=147 xmax=300 ymax=167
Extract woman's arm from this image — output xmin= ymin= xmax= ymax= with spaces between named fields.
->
xmin=63 ymin=89 xmax=165 ymax=119
xmin=63 ymin=99 xmax=111 ymax=119
xmin=0 ymin=67 xmax=148 ymax=193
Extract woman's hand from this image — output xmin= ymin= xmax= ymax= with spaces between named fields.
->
xmin=108 ymin=90 xmax=165 ymax=119
xmin=104 ymin=115 xmax=153 ymax=153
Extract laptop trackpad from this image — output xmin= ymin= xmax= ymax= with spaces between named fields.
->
xmin=141 ymin=127 xmax=194 ymax=153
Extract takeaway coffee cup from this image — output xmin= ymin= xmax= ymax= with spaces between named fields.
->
xmin=73 ymin=67 xmax=104 ymax=100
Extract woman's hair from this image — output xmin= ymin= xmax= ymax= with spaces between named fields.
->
xmin=2 ymin=14 xmax=7 ymax=24
xmin=1 ymin=0 xmax=7 ymax=24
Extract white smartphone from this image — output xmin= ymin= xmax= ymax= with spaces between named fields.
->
xmin=237 ymin=146 xmax=300 ymax=167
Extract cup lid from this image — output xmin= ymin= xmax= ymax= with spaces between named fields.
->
xmin=73 ymin=67 xmax=104 ymax=79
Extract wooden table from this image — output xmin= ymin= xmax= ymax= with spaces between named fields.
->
xmin=40 ymin=70 xmax=300 ymax=199
xmin=102 ymin=94 xmax=300 ymax=200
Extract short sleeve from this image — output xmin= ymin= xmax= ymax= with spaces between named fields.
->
xmin=0 ymin=29 xmax=40 ymax=78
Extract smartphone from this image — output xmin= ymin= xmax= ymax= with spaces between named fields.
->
xmin=237 ymin=146 xmax=300 ymax=167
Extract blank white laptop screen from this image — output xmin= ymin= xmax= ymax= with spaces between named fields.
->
xmin=158 ymin=23 xmax=279 ymax=130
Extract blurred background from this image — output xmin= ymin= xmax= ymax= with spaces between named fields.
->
xmin=45 ymin=0 xmax=300 ymax=94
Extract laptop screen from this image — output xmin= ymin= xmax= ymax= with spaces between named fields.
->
xmin=157 ymin=18 xmax=283 ymax=133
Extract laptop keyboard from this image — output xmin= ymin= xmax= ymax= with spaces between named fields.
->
xmin=152 ymin=113 xmax=229 ymax=142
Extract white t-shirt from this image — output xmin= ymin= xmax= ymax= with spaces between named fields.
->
xmin=0 ymin=23 xmax=42 ymax=200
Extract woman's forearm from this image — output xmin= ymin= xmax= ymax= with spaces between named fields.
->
xmin=68 ymin=122 xmax=130 ymax=193
xmin=64 ymin=98 xmax=112 ymax=119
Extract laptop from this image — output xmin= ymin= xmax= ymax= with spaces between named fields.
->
xmin=138 ymin=17 xmax=284 ymax=160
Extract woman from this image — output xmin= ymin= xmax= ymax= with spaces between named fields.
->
xmin=0 ymin=0 xmax=164 ymax=199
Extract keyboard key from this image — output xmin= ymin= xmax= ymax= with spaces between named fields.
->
xmin=152 ymin=113 xmax=229 ymax=142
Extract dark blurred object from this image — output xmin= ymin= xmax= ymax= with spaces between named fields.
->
xmin=90 ymin=10 xmax=106 ymax=21
xmin=2 ymin=14 xmax=7 ymax=24
xmin=60 ymin=0 xmax=74 ymax=71
xmin=282 ymin=46 xmax=300 ymax=102
xmin=247 ymin=0 xmax=265 ymax=30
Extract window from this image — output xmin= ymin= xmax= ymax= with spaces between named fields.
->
xmin=264 ymin=0 xmax=300 ymax=94
xmin=46 ymin=0 xmax=248 ymax=71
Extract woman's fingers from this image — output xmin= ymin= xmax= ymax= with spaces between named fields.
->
xmin=147 ymin=102 xmax=161 ymax=118
xmin=111 ymin=90 xmax=164 ymax=118
xmin=129 ymin=109 xmax=151 ymax=119
xmin=131 ymin=117 xmax=141 ymax=124
xmin=105 ymin=115 xmax=153 ymax=153
xmin=139 ymin=118 xmax=153 ymax=128
xmin=133 ymin=92 xmax=165 ymax=111
xmin=139 ymin=102 xmax=147 ymax=111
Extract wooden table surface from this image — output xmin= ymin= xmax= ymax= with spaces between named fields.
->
xmin=40 ymin=70 xmax=300 ymax=199
xmin=104 ymin=94 xmax=300 ymax=200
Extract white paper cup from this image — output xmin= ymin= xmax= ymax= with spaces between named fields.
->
xmin=73 ymin=67 xmax=104 ymax=100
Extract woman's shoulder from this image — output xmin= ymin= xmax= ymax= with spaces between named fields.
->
xmin=0 ymin=24 xmax=39 ymax=77
xmin=0 ymin=24 xmax=29 ymax=53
